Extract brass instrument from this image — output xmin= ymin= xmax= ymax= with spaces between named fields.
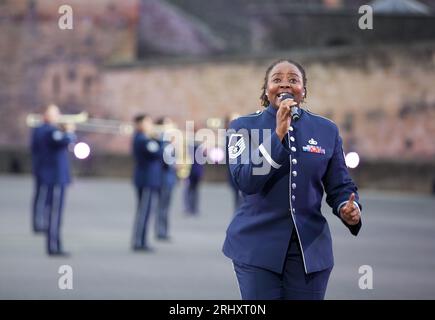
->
xmin=25 ymin=112 xmax=183 ymax=136
xmin=26 ymin=112 xmax=136 ymax=135
xmin=76 ymin=118 xmax=134 ymax=135
xmin=26 ymin=111 xmax=89 ymax=127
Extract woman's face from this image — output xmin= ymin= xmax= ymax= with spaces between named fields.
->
xmin=266 ymin=61 xmax=305 ymax=108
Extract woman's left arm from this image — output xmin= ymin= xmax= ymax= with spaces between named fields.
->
xmin=322 ymin=126 xmax=362 ymax=236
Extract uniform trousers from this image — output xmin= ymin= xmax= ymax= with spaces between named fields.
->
xmin=133 ymin=187 xmax=159 ymax=248
xmin=184 ymin=178 xmax=200 ymax=215
xmin=155 ymin=182 xmax=173 ymax=238
xmin=45 ymin=185 xmax=66 ymax=254
xmin=233 ymin=231 xmax=332 ymax=300
xmin=32 ymin=180 xmax=48 ymax=232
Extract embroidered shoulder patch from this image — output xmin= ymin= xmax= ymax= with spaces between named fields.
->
xmin=228 ymin=134 xmax=246 ymax=159
xmin=52 ymin=130 xmax=63 ymax=141
xmin=146 ymin=140 xmax=159 ymax=152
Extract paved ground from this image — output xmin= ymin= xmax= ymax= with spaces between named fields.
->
xmin=1 ymin=174 xmax=434 ymax=299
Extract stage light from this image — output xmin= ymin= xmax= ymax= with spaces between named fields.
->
xmin=209 ymin=147 xmax=225 ymax=163
xmin=345 ymin=152 xmax=360 ymax=168
xmin=74 ymin=142 xmax=91 ymax=160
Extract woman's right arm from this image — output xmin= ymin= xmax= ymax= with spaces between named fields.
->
xmin=227 ymin=119 xmax=290 ymax=195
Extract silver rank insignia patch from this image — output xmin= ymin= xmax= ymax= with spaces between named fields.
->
xmin=228 ymin=134 xmax=246 ymax=159
xmin=146 ymin=140 xmax=159 ymax=152
xmin=308 ymin=138 xmax=318 ymax=145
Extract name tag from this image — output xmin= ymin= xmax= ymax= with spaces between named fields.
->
xmin=302 ymin=145 xmax=326 ymax=154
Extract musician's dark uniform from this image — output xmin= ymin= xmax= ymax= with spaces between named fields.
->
xmin=132 ymin=131 xmax=163 ymax=250
xmin=31 ymin=123 xmax=76 ymax=255
xmin=156 ymin=140 xmax=177 ymax=239
xmin=30 ymin=125 xmax=45 ymax=232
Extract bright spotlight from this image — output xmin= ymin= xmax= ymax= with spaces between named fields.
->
xmin=74 ymin=142 xmax=91 ymax=160
xmin=345 ymin=152 xmax=360 ymax=169
xmin=209 ymin=147 xmax=225 ymax=163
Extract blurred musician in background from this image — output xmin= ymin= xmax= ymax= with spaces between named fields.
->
xmin=30 ymin=104 xmax=76 ymax=256
xmin=131 ymin=114 xmax=163 ymax=252
xmin=184 ymin=125 xmax=205 ymax=216
xmin=155 ymin=116 xmax=178 ymax=241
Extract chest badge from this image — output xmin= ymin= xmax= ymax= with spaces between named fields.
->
xmin=308 ymin=138 xmax=317 ymax=145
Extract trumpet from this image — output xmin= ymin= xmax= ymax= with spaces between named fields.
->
xmin=75 ymin=117 xmax=135 ymax=135
xmin=26 ymin=112 xmax=136 ymax=135
xmin=26 ymin=111 xmax=89 ymax=127
xmin=25 ymin=112 xmax=181 ymax=136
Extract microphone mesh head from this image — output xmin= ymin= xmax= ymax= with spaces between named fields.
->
xmin=279 ymin=93 xmax=294 ymax=100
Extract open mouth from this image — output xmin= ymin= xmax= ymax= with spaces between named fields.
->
xmin=277 ymin=92 xmax=294 ymax=99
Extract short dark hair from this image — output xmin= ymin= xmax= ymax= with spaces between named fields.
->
xmin=133 ymin=114 xmax=148 ymax=124
xmin=260 ymin=59 xmax=307 ymax=108
xmin=155 ymin=117 xmax=165 ymax=125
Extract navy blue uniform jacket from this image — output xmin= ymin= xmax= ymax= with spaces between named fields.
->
xmin=31 ymin=123 xmax=75 ymax=185
xmin=132 ymin=132 xmax=164 ymax=189
xmin=223 ymin=105 xmax=362 ymax=274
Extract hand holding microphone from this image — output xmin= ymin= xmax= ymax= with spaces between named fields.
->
xmin=279 ymin=93 xmax=300 ymax=121
xmin=275 ymin=93 xmax=298 ymax=141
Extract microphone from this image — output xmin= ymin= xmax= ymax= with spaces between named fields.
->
xmin=279 ymin=93 xmax=300 ymax=121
